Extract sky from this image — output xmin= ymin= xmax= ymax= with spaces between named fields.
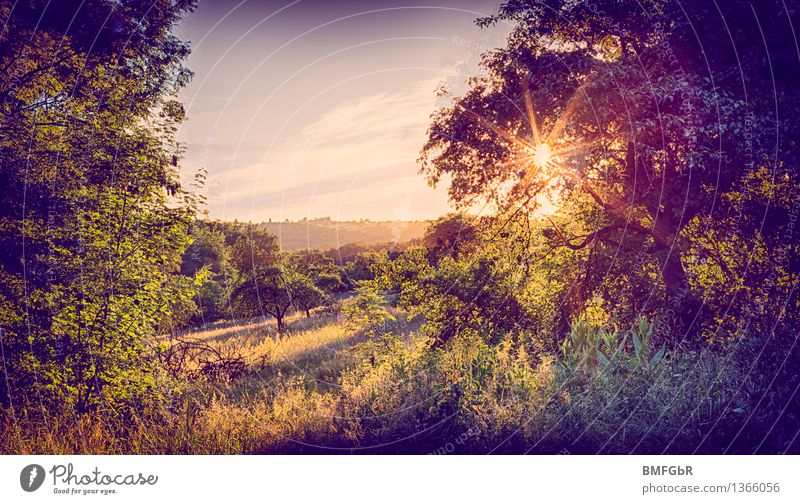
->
xmin=175 ymin=0 xmax=512 ymax=222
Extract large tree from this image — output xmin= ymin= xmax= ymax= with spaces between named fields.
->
xmin=229 ymin=225 xmax=281 ymax=278
xmin=421 ymin=0 xmax=799 ymax=343
xmin=233 ymin=266 xmax=296 ymax=332
xmin=0 ymin=1 xmax=197 ymax=411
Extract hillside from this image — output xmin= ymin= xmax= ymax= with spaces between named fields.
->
xmin=256 ymin=218 xmax=429 ymax=251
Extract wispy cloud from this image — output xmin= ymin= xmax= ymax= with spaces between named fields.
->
xmin=212 ymin=76 xmax=453 ymax=221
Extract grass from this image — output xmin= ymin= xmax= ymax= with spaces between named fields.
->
xmin=2 ymin=310 xmax=797 ymax=454
xmin=1 ymin=312 xmax=360 ymax=454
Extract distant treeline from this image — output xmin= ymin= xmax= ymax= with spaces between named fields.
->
xmin=254 ymin=218 xmax=429 ymax=252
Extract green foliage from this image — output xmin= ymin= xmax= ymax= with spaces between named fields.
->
xmin=290 ymin=275 xmax=331 ymax=318
xmin=1 ymin=0 xmax=798 ymax=456
xmin=180 ymin=222 xmax=238 ymax=325
xmin=229 ymin=226 xmax=280 ymax=277
xmin=421 ymin=0 xmax=800 ymax=340
xmin=172 ymin=225 xmax=351 ymax=328
xmin=422 ymin=213 xmax=481 ymax=263
xmin=559 ymin=316 xmax=666 ymax=377
xmin=375 ymin=246 xmax=432 ymax=298
xmin=393 ymin=249 xmax=528 ymax=346
xmin=342 ymin=251 xmax=388 ymax=287
xmin=232 ymin=266 xmax=294 ymax=331
xmin=0 ymin=0 xmax=197 ymax=411
xmin=343 ymin=284 xmax=395 ymax=336
xmin=289 ymin=249 xmax=346 ymax=294
xmin=314 ymin=272 xmax=347 ymax=295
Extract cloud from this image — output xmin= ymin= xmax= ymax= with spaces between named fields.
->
xmin=210 ymin=76 xmax=452 ymax=221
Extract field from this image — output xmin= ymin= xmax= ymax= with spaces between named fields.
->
xmin=2 ymin=305 xmax=428 ymax=454
xmin=4 ymin=298 xmax=797 ymax=455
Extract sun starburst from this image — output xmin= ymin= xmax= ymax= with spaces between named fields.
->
xmin=531 ymin=143 xmax=553 ymax=167
xmin=456 ymin=82 xmax=595 ymax=216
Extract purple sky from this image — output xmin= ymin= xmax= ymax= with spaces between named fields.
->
xmin=176 ymin=0 xmax=511 ymax=221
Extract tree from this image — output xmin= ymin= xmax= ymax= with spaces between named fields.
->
xmin=290 ymin=275 xmax=330 ymax=318
xmin=232 ymin=266 xmax=295 ymax=332
xmin=420 ymin=0 xmax=800 ymax=343
xmin=229 ymin=225 xmax=280 ymax=278
xmin=325 ymin=242 xmax=380 ymax=267
xmin=289 ymin=249 xmax=336 ymax=276
xmin=375 ymin=246 xmax=433 ymax=302
xmin=180 ymin=221 xmax=237 ymax=325
xmin=288 ymin=249 xmax=346 ymax=294
xmin=343 ymin=284 xmax=395 ymax=335
xmin=315 ymin=272 xmax=347 ymax=295
xmin=397 ymin=252 xmax=528 ymax=347
xmin=0 ymin=1 xmax=197 ymax=411
xmin=422 ymin=213 xmax=481 ymax=263
xmin=343 ymin=251 xmax=388 ymax=287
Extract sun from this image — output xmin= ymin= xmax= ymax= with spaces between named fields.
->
xmin=532 ymin=143 xmax=553 ymax=167
xmin=457 ymin=84 xmax=591 ymax=177
xmin=521 ymin=142 xmax=557 ymax=169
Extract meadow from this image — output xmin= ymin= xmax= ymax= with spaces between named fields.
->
xmin=3 ymin=292 xmax=794 ymax=454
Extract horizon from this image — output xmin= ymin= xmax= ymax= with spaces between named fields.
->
xmin=209 ymin=215 xmax=433 ymax=224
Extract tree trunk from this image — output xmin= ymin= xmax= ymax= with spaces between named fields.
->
xmin=646 ymin=169 xmax=702 ymax=345
xmin=276 ymin=315 xmax=283 ymax=333
xmin=653 ymin=246 xmax=702 ymax=344
xmin=305 ymin=309 xmax=310 ymax=318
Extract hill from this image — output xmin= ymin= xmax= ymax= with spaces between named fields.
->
xmin=256 ymin=217 xmax=429 ymax=251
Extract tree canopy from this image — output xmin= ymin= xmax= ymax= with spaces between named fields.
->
xmin=0 ymin=0 xmax=198 ymax=411
xmin=421 ymin=0 xmax=799 ymax=343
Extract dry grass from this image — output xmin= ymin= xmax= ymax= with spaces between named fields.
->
xmin=177 ymin=312 xmax=365 ymax=384
xmin=1 ymin=312 xmax=371 ymax=454
xmin=2 ymin=311 xmax=781 ymax=454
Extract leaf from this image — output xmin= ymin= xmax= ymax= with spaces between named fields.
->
xmin=638 ymin=317 xmax=648 ymax=336
xmin=596 ymin=348 xmax=611 ymax=369
xmin=632 ymin=331 xmax=642 ymax=360
xmin=650 ymin=345 xmax=666 ymax=367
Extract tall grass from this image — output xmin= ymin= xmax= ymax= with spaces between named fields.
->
xmin=2 ymin=314 xmax=796 ymax=454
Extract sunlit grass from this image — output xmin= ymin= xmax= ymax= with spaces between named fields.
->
xmin=0 ymin=310 xmax=764 ymax=455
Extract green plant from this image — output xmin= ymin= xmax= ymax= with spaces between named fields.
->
xmin=342 ymin=284 xmax=395 ymax=336
xmin=629 ymin=316 xmax=666 ymax=371
xmin=559 ymin=316 xmax=666 ymax=377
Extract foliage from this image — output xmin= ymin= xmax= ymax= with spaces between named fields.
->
xmin=421 ymin=0 xmax=800 ymax=341
xmin=0 ymin=0 xmax=198 ymax=411
xmin=232 ymin=266 xmax=295 ymax=332
xmin=290 ymin=275 xmax=331 ymax=318
xmin=343 ymin=284 xmax=395 ymax=336
xmin=558 ymin=317 xmax=665 ymax=377
xmin=229 ymin=226 xmax=280 ymax=278
xmin=289 ymin=249 xmax=347 ymax=294
xmin=2 ymin=307 xmax=797 ymax=454
xmin=422 ymin=213 xmax=481 ymax=263
xmin=180 ymin=221 xmax=238 ymax=325
xmin=392 ymin=249 xmax=529 ymax=346
xmin=1 ymin=0 xmax=798 ymax=456
xmin=342 ymin=251 xmax=389 ymax=287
